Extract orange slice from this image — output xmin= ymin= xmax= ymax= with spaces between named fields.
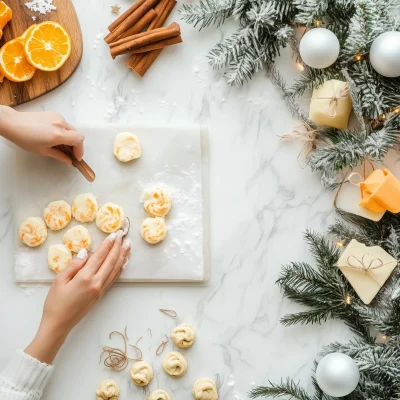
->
xmin=0 ymin=38 xmax=36 ymax=82
xmin=0 ymin=1 xmax=12 ymax=30
xmin=24 ymin=21 xmax=71 ymax=72
xmin=19 ymin=24 xmax=37 ymax=42
xmin=0 ymin=28 xmax=2 ymax=40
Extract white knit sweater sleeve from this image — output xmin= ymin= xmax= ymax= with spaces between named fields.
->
xmin=0 ymin=350 xmax=54 ymax=400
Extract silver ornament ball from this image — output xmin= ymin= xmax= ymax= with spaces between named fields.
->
xmin=370 ymin=31 xmax=400 ymax=78
xmin=316 ymin=353 xmax=360 ymax=397
xmin=299 ymin=28 xmax=340 ymax=69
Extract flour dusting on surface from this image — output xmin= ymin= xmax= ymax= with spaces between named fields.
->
xmin=25 ymin=0 xmax=56 ymax=14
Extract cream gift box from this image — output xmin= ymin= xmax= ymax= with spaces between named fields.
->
xmin=309 ymin=80 xmax=353 ymax=129
xmin=335 ymin=239 xmax=398 ymax=304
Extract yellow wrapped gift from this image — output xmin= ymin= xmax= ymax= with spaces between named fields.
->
xmin=359 ymin=169 xmax=400 ymax=213
xmin=309 ymin=80 xmax=353 ymax=129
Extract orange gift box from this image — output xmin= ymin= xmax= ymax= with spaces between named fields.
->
xmin=360 ymin=169 xmax=400 ymax=213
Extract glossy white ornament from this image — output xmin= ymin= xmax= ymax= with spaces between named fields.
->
xmin=370 ymin=31 xmax=400 ymax=78
xmin=316 ymin=353 xmax=360 ymax=397
xmin=299 ymin=28 xmax=340 ymax=69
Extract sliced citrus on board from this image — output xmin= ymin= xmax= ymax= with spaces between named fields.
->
xmin=24 ymin=21 xmax=72 ymax=71
xmin=0 ymin=38 xmax=36 ymax=82
xmin=19 ymin=24 xmax=37 ymax=41
xmin=0 ymin=1 xmax=12 ymax=30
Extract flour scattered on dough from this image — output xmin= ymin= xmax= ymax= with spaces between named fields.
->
xmin=25 ymin=0 xmax=56 ymax=14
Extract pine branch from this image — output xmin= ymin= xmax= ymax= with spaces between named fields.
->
xmin=249 ymin=379 xmax=313 ymax=400
xmin=179 ymin=0 xmax=235 ymax=29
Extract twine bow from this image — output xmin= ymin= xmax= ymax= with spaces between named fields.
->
xmin=310 ymin=82 xmax=350 ymax=118
xmin=280 ymin=121 xmax=320 ymax=167
xmin=337 ymin=253 xmax=391 ymax=288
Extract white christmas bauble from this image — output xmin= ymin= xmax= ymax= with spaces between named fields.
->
xmin=370 ymin=31 xmax=400 ymax=78
xmin=316 ymin=353 xmax=360 ymax=397
xmin=299 ymin=28 xmax=340 ymax=69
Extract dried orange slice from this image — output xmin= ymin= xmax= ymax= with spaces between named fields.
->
xmin=0 ymin=1 xmax=12 ymax=30
xmin=19 ymin=24 xmax=37 ymax=41
xmin=24 ymin=21 xmax=71 ymax=71
xmin=0 ymin=38 xmax=36 ymax=82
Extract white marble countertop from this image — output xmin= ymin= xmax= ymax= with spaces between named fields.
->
xmin=0 ymin=1 xmax=354 ymax=399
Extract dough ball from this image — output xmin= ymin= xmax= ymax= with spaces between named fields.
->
xmin=147 ymin=390 xmax=171 ymax=400
xmin=43 ymin=200 xmax=72 ymax=231
xmin=96 ymin=203 xmax=125 ymax=233
xmin=72 ymin=193 xmax=98 ymax=223
xmin=140 ymin=217 xmax=167 ymax=244
xmin=142 ymin=187 xmax=172 ymax=217
xmin=96 ymin=379 xmax=120 ymax=400
xmin=19 ymin=217 xmax=47 ymax=247
xmin=113 ymin=132 xmax=141 ymax=162
xmin=162 ymin=352 xmax=187 ymax=377
xmin=192 ymin=379 xmax=218 ymax=400
xmin=48 ymin=244 xmax=72 ymax=273
xmin=130 ymin=361 xmax=154 ymax=387
xmin=63 ymin=225 xmax=92 ymax=253
xmin=171 ymin=324 xmax=196 ymax=349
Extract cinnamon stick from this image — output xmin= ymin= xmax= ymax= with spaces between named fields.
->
xmin=148 ymin=0 xmax=169 ymax=30
xmin=110 ymin=30 xmax=151 ymax=49
xmin=126 ymin=0 xmax=177 ymax=75
xmin=127 ymin=35 xmax=182 ymax=54
xmin=110 ymin=23 xmax=180 ymax=58
xmin=108 ymin=0 xmax=146 ymax=32
xmin=104 ymin=0 xmax=160 ymax=44
xmin=118 ymin=9 xmax=157 ymax=40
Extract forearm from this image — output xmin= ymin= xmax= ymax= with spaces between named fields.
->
xmin=0 ymin=105 xmax=16 ymax=140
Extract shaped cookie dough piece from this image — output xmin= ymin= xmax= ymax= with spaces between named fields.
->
xmin=140 ymin=217 xmax=167 ymax=244
xmin=96 ymin=379 xmax=120 ymax=400
xmin=43 ymin=200 xmax=72 ymax=231
xmin=148 ymin=390 xmax=171 ymax=400
xmin=192 ymin=378 xmax=218 ymax=400
xmin=171 ymin=324 xmax=196 ymax=349
xmin=113 ymin=132 xmax=141 ymax=162
xmin=48 ymin=244 xmax=72 ymax=273
xmin=142 ymin=187 xmax=172 ymax=218
xmin=130 ymin=361 xmax=154 ymax=387
xmin=96 ymin=203 xmax=125 ymax=233
xmin=162 ymin=352 xmax=187 ymax=377
xmin=72 ymin=193 xmax=99 ymax=223
xmin=63 ymin=225 xmax=92 ymax=253
xmin=19 ymin=217 xmax=48 ymax=247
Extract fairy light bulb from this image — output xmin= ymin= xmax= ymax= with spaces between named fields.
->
xmin=296 ymin=62 xmax=304 ymax=72
xmin=314 ymin=20 xmax=322 ymax=27
xmin=336 ymin=241 xmax=344 ymax=247
xmin=345 ymin=295 xmax=352 ymax=304
xmin=354 ymin=54 xmax=362 ymax=61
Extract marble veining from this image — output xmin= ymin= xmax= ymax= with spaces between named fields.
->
xmin=0 ymin=1 xmax=354 ymax=399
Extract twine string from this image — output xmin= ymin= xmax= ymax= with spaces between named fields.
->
xmin=156 ymin=335 xmax=170 ymax=356
xmin=159 ymin=309 xmax=178 ymax=318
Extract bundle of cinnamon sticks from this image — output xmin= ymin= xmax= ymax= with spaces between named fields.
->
xmin=105 ymin=0 xmax=181 ymax=77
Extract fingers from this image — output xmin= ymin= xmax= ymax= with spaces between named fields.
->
xmin=103 ymin=239 xmax=132 ymax=293
xmin=84 ymin=232 xmax=120 ymax=275
xmin=47 ymin=147 xmax=73 ymax=165
xmin=96 ymin=231 xmax=124 ymax=283
xmin=58 ymin=249 xmax=88 ymax=283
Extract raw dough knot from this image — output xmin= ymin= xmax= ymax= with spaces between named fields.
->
xmin=171 ymin=324 xmax=196 ymax=349
xmin=142 ymin=187 xmax=172 ymax=217
xmin=96 ymin=379 xmax=120 ymax=400
xmin=192 ymin=378 xmax=218 ymax=400
xmin=130 ymin=361 xmax=154 ymax=386
xmin=147 ymin=389 xmax=171 ymax=400
xmin=162 ymin=352 xmax=187 ymax=377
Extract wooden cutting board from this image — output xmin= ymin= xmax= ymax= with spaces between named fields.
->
xmin=0 ymin=0 xmax=83 ymax=107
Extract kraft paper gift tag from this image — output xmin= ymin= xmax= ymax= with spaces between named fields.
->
xmin=335 ymin=239 xmax=398 ymax=304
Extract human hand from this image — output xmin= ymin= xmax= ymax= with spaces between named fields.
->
xmin=0 ymin=106 xmax=84 ymax=164
xmin=25 ymin=231 xmax=131 ymax=364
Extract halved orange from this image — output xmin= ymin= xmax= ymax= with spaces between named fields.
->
xmin=0 ymin=38 xmax=36 ymax=82
xmin=19 ymin=24 xmax=37 ymax=41
xmin=24 ymin=21 xmax=71 ymax=72
xmin=0 ymin=28 xmax=2 ymax=40
xmin=0 ymin=1 xmax=12 ymax=30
